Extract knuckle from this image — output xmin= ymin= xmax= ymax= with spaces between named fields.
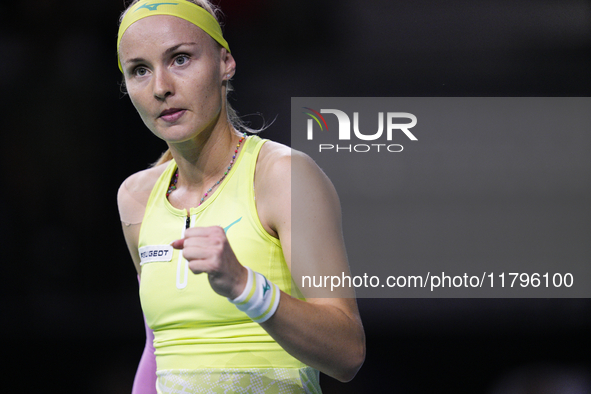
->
xmin=211 ymin=226 xmax=225 ymax=236
xmin=188 ymin=262 xmax=204 ymax=274
xmin=212 ymin=242 xmax=224 ymax=254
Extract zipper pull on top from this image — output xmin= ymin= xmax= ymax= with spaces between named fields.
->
xmin=186 ymin=215 xmax=190 ymax=229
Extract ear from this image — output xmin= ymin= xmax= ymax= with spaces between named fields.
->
xmin=220 ymin=48 xmax=236 ymax=81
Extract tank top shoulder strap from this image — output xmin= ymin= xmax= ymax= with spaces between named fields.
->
xmin=144 ymin=159 xmax=177 ymax=217
xmin=239 ymin=134 xmax=267 ymax=190
xmin=231 ymin=136 xmax=276 ymax=241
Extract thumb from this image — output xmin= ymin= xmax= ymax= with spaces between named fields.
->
xmin=170 ymin=238 xmax=185 ymax=250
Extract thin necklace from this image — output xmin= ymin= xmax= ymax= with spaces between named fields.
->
xmin=166 ymin=133 xmax=247 ymax=206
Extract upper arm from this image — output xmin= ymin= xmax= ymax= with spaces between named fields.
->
xmin=117 ymin=164 xmax=167 ymax=275
xmin=255 ymin=143 xmax=358 ymax=305
xmin=117 ymin=179 xmax=143 ymax=275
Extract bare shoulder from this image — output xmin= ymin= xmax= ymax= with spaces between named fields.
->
xmin=255 ymin=140 xmax=340 ymax=237
xmin=118 ymin=163 xmax=169 ymax=274
xmin=258 ymin=140 xmax=338 ymax=201
xmin=256 ymin=140 xmax=326 ymax=183
xmin=117 ymin=162 xmax=169 ymax=225
xmin=255 ymin=140 xmax=291 ymax=178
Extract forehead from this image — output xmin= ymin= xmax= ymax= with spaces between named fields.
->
xmin=119 ymin=15 xmax=215 ymax=58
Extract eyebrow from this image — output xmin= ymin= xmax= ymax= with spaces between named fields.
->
xmin=124 ymin=42 xmax=198 ymax=65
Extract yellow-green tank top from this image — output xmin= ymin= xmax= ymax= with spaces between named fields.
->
xmin=138 ymin=136 xmax=321 ymax=393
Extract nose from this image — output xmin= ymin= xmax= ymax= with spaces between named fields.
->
xmin=152 ymin=68 xmax=174 ymax=100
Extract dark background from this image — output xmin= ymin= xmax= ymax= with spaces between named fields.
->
xmin=1 ymin=0 xmax=590 ymax=392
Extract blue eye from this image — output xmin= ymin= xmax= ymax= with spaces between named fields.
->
xmin=134 ymin=67 xmax=148 ymax=77
xmin=174 ymin=55 xmax=189 ymax=66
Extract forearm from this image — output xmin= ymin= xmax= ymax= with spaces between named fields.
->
xmin=259 ymin=292 xmax=365 ymax=382
xmin=133 ymin=277 xmax=157 ymax=394
xmin=132 ymin=318 xmax=157 ymax=394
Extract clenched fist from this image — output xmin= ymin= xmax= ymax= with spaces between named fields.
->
xmin=171 ymin=226 xmax=248 ymax=299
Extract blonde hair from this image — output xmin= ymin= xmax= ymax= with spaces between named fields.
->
xmin=120 ymin=0 xmax=260 ymax=167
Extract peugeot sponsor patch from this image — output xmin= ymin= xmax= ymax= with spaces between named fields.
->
xmin=139 ymin=245 xmax=174 ymax=265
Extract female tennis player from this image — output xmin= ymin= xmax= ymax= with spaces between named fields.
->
xmin=116 ymin=0 xmax=365 ymax=392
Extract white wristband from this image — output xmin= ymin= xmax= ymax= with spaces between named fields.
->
xmin=229 ymin=267 xmax=280 ymax=323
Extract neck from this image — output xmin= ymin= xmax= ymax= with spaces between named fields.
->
xmin=165 ymin=121 xmax=245 ymax=209
xmin=172 ymin=122 xmax=240 ymax=180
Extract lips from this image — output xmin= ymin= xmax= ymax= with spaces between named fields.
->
xmin=159 ymin=108 xmax=186 ymax=122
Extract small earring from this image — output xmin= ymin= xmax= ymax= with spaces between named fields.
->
xmin=226 ymin=74 xmax=231 ymax=79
